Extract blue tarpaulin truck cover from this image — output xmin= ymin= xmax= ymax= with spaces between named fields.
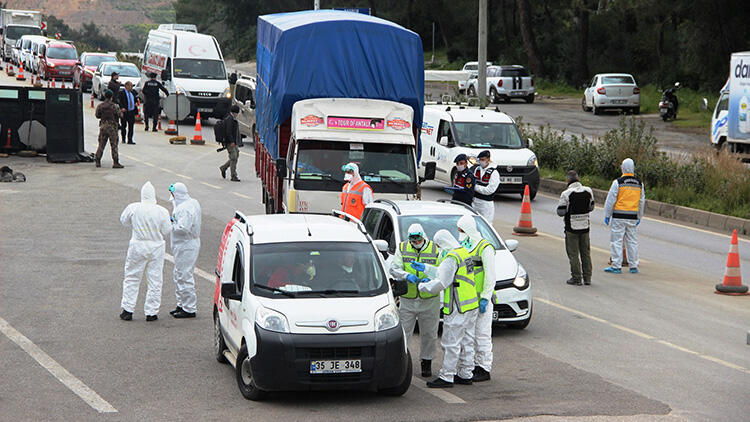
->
xmin=256 ymin=10 xmax=425 ymax=160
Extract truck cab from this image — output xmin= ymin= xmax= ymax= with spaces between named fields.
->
xmin=711 ymin=85 xmax=729 ymax=149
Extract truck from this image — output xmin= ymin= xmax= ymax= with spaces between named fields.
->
xmin=255 ymin=10 xmax=434 ymax=214
xmin=712 ymin=51 xmax=750 ymax=160
xmin=0 ymin=9 xmax=42 ymax=63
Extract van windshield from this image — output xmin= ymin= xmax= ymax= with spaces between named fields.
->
xmin=7 ymin=26 xmax=40 ymax=40
xmin=453 ymin=122 xmax=524 ymax=149
xmin=173 ymin=58 xmax=226 ymax=80
xmin=251 ymin=241 xmax=388 ymax=298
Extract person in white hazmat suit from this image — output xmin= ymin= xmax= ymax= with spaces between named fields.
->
xmin=389 ymin=223 xmax=441 ymax=378
xmin=456 ymin=215 xmax=496 ymax=382
xmin=120 ymin=181 xmax=171 ymax=321
xmin=168 ymin=182 xmax=201 ymax=319
xmin=413 ymin=230 xmax=479 ymax=388
xmin=603 ymin=158 xmax=645 ymax=274
xmin=471 ymin=150 xmax=500 ymax=224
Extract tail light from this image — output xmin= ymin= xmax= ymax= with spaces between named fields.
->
xmin=633 ymin=87 xmax=640 ymax=94
xmin=597 ymin=87 xmax=606 ymax=95
xmin=497 ymin=80 xmax=503 ymax=87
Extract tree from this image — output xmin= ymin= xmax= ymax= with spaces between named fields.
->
xmin=517 ymin=0 xmax=545 ymax=77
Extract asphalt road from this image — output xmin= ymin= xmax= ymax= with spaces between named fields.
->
xmin=1 ymin=72 xmax=748 ymax=422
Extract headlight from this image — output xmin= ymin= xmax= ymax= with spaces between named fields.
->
xmin=222 ymin=86 xmax=232 ymax=99
xmin=374 ymin=305 xmax=399 ymax=331
xmin=526 ymin=155 xmax=538 ymax=167
xmin=175 ymin=84 xmax=185 ymax=95
xmin=513 ymin=266 xmax=529 ymax=290
xmin=255 ymin=306 xmax=290 ymax=333
xmin=48 ymin=63 xmax=55 ymax=68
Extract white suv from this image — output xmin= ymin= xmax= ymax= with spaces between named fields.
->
xmin=361 ymin=200 xmax=533 ymax=328
xmin=213 ymin=211 xmax=412 ymax=400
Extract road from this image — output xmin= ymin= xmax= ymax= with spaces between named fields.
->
xmin=1 ymin=72 xmax=748 ymax=422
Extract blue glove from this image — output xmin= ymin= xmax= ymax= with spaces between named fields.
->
xmin=406 ymin=274 xmax=420 ymax=284
xmin=636 ymin=219 xmax=641 ymax=226
xmin=604 ymin=217 xmax=610 ymax=226
xmin=170 ymin=216 xmax=175 ymax=223
xmin=479 ymin=298 xmax=488 ymax=313
xmin=410 ymin=262 xmax=426 ymax=272
xmin=420 ymin=278 xmax=430 ymax=284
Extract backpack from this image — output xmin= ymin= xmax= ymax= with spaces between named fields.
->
xmin=214 ymin=117 xmax=226 ymax=144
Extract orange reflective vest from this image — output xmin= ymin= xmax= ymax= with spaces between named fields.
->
xmin=341 ymin=180 xmax=371 ymax=219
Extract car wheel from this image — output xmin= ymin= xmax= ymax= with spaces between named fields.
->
xmin=503 ymin=96 xmax=511 ymax=103
xmin=593 ymin=106 xmax=601 ymax=115
xmin=508 ymin=305 xmax=532 ymax=329
xmin=468 ymin=85 xmax=476 ymax=97
xmin=214 ymin=310 xmax=229 ymax=364
xmin=235 ymin=344 xmax=268 ymax=401
xmin=632 ymin=107 xmax=640 ymax=115
xmin=489 ymin=87 xmax=498 ymax=104
xmin=581 ymin=97 xmax=589 ymax=112
xmin=525 ymin=94 xmax=535 ymax=104
xmin=662 ymin=114 xmax=668 ymax=122
xmin=377 ymin=351 xmax=412 ymax=396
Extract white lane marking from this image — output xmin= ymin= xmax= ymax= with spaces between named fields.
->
xmin=158 ymin=167 xmax=176 ymax=174
xmin=0 ymin=316 xmax=118 ymax=413
xmin=175 ymin=173 xmax=193 ymax=180
xmin=410 ymin=377 xmax=466 ymax=403
xmin=240 ymin=151 xmax=255 ymax=158
xmin=232 ymin=192 xmax=252 ymax=200
xmin=200 ymin=181 xmax=221 ymax=190
xmin=536 ymin=298 xmax=750 ymax=376
xmin=165 ymin=254 xmax=215 ymax=284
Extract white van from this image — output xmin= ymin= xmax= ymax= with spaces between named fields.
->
xmin=140 ymin=29 xmax=231 ymax=119
xmin=213 ymin=212 xmax=411 ymax=400
xmin=421 ymin=105 xmax=540 ymax=199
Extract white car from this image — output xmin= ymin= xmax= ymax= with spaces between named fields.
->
xmin=362 ymin=200 xmax=533 ymax=328
xmin=421 ymin=105 xmax=540 ymax=199
xmin=11 ymin=38 xmax=22 ymax=66
xmin=92 ymin=62 xmax=141 ymax=99
xmin=18 ymin=34 xmax=44 ymax=71
xmin=466 ymin=65 xmax=535 ymax=103
xmin=582 ymin=73 xmax=640 ymax=115
xmin=213 ymin=211 xmax=412 ymax=400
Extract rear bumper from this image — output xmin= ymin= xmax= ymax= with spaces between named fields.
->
xmin=250 ymin=325 xmax=408 ymax=392
xmin=494 ymin=165 xmax=540 ymax=194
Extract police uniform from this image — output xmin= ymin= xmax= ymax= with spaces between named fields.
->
xmin=452 ymin=166 xmax=475 ymax=205
xmin=471 ymin=163 xmax=500 ymax=223
xmin=95 ymin=98 xmax=123 ymax=167
xmin=141 ymin=78 xmax=169 ymax=131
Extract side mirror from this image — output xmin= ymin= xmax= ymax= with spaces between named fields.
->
xmin=373 ymin=239 xmax=389 ymax=252
xmin=701 ymin=98 xmax=708 ymax=110
xmin=245 ymin=99 xmax=254 ymax=109
xmin=276 ymin=158 xmax=287 ymax=178
xmin=390 ymin=278 xmax=408 ymax=297
xmin=526 ymin=138 xmax=534 ymax=149
xmin=221 ymin=282 xmax=242 ymax=300
xmin=505 ymin=239 xmax=519 ymax=252
xmin=161 ymin=69 xmax=170 ymax=81
xmin=439 ymin=136 xmax=449 ymax=146
xmin=228 ymin=72 xmax=238 ymax=85
xmin=421 ymin=161 xmax=436 ymax=182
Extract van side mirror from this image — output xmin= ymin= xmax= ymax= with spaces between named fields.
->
xmin=373 ymin=239 xmax=389 ymax=253
xmin=276 ymin=158 xmax=287 ymax=178
xmin=439 ymin=136 xmax=449 ymax=146
xmin=420 ymin=161 xmax=436 ymax=183
xmin=221 ymin=282 xmax=241 ymax=300
xmin=701 ymin=98 xmax=708 ymax=110
xmin=390 ymin=278 xmax=408 ymax=297
xmin=245 ymin=99 xmax=255 ymax=109
xmin=525 ymin=138 xmax=534 ymax=149
xmin=161 ymin=69 xmax=171 ymax=81
xmin=505 ymin=239 xmax=519 ymax=252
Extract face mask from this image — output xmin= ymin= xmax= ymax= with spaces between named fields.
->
xmin=480 ymin=160 xmax=489 ymax=169
xmin=410 ymin=240 xmax=424 ymax=249
xmin=344 ymin=173 xmax=353 ymax=181
xmin=456 ymin=164 xmax=466 ymax=172
xmin=458 ymin=231 xmax=467 ymax=241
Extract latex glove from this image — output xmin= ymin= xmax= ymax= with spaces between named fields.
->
xmin=410 ymin=262 xmax=426 ymax=272
xmin=406 ymin=274 xmax=420 ymax=284
xmin=170 ymin=216 xmax=175 ymax=223
xmin=443 ymin=186 xmax=454 ymax=194
xmin=636 ymin=219 xmax=641 ymax=226
xmin=420 ymin=278 xmax=430 ymax=284
xmin=604 ymin=217 xmax=610 ymax=226
xmin=479 ymin=298 xmax=489 ymax=313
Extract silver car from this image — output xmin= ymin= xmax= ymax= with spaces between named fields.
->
xmin=232 ymin=75 xmax=256 ymax=140
xmin=582 ymin=73 xmax=640 ymax=115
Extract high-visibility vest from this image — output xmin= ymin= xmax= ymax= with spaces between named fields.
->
xmin=612 ymin=173 xmax=643 ymax=220
xmin=341 ymin=179 xmax=371 ymax=219
xmin=467 ymin=239 xmax=493 ymax=295
xmin=441 ymin=247 xmax=480 ymax=315
xmin=399 ymin=241 xmax=439 ymax=299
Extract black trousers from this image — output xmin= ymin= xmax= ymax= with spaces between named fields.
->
xmin=121 ymin=110 xmax=136 ymax=142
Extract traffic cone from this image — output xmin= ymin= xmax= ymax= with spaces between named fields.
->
xmin=6 ymin=63 xmax=14 ymax=76
xmin=90 ymin=94 xmax=94 ymax=108
xmin=135 ymin=101 xmax=143 ymax=124
xmin=51 ymin=78 xmax=56 ymax=88
xmin=608 ymin=240 xmax=629 ymax=267
xmin=16 ymin=64 xmax=25 ymax=81
xmin=157 ymin=118 xmax=162 ymax=131
xmin=165 ymin=120 xmax=178 ymax=135
xmin=513 ymin=185 xmax=538 ymax=236
xmin=190 ymin=112 xmax=205 ymax=145
xmin=715 ymin=230 xmax=749 ymax=295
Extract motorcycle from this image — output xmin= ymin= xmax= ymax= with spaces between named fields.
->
xmin=659 ymin=82 xmax=680 ymax=121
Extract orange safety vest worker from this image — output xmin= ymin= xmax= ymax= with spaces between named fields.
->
xmin=341 ymin=179 xmax=371 ymax=219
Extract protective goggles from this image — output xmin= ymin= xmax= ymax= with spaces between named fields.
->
xmin=408 ymin=233 xmax=424 ymax=241
xmin=168 ymin=184 xmax=176 ymax=193
xmin=341 ymin=164 xmax=356 ymax=172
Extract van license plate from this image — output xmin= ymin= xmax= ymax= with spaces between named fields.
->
xmin=310 ymin=359 xmax=362 ymax=374
xmin=499 ymin=176 xmax=523 ymax=184
xmin=197 ymin=107 xmax=212 ymax=113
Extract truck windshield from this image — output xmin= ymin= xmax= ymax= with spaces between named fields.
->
xmin=173 ymin=59 xmax=226 ymax=80
xmin=453 ymin=122 xmax=524 ymax=149
xmin=6 ymin=26 xmax=40 ymax=40
xmin=295 ymin=140 xmax=417 ymax=193
xmin=47 ymin=47 xmax=77 ymax=60
xmin=251 ymin=241 xmax=387 ymax=298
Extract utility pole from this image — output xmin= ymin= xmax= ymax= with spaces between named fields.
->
xmin=478 ymin=0 xmax=488 ymax=107
xmin=431 ymin=22 xmax=435 ymax=64
xmin=314 ymin=0 xmax=320 ymax=10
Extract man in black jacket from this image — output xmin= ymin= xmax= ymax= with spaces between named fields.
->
xmin=556 ymin=170 xmax=595 ymax=286
xmin=141 ymin=72 xmax=169 ymax=132
xmin=118 ymin=81 xmax=138 ymax=144
xmin=218 ymin=105 xmax=241 ymax=182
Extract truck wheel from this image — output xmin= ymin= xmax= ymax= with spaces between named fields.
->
xmin=214 ymin=310 xmax=229 ymax=364
xmin=378 ymin=352 xmax=412 ymax=396
xmin=236 ymin=345 xmax=268 ymax=401
xmin=490 ymin=87 xmax=498 ymax=104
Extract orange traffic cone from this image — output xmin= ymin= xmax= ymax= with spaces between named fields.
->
xmin=165 ymin=120 xmax=178 ymax=135
xmin=135 ymin=101 xmax=143 ymax=124
xmin=157 ymin=118 xmax=162 ymax=131
xmin=51 ymin=78 xmax=56 ymax=88
xmin=715 ymin=230 xmax=748 ymax=295
xmin=90 ymin=94 xmax=94 ymax=108
xmin=6 ymin=63 xmax=14 ymax=76
xmin=190 ymin=112 xmax=205 ymax=145
xmin=608 ymin=240 xmax=630 ymax=267
xmin=16 ymin=64 xmax=25 ymax=81
xmin=513 ymin=185 xmax=537 ymax=236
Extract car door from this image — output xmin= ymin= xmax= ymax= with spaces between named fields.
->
xmin=221 ymin=240 xmax=246 ymax=353
xmin=375 ymin=212 xmax=397 ymax=255
xmin=434 ymin=119 xmax=455 ymax=183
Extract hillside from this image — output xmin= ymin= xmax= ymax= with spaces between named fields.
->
xmin=3 ymin=0 xmax=174 ymax=41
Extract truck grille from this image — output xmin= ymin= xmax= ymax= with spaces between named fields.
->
xmin=190 ymin=91 xmax=218 ymax=97
xmin=296 ymin=346 xmax=374 ymax=360
xmin=495 ymin=165 xmax=534 ymax=175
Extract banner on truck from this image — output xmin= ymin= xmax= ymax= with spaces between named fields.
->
xmin=728 ymin=53 xmax=750 ymax=140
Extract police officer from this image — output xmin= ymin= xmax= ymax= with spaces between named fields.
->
xmin=141 ymin=72 xmax=168 ymax=132
xmin=447 ymin=154 xmax=475 ymax=205
xmin=94 ymin=89 xmax=124 ymax=168
xmin=471 ymin=150 xmax=500 ymax=223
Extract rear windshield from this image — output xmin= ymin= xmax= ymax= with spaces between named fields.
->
xmin=501 ymin=68 xmax=530 ymax=77
xmin=47 ymin=47 xmax=78 ymax=60
xmin=85 ymin=55 xmax=116 ymax=67
xmin=102 ymin=64 xmax=140 ymax=77
xmin=601 ymin=75 xmax=635 ymax=85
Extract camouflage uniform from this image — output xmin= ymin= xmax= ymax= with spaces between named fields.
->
xmin=95 ymin=98 xmax=123 ymax=166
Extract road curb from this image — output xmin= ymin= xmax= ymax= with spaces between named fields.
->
xmin=538 ymin=178 xmax=750 ymax=238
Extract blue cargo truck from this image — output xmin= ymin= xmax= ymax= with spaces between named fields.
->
xmin=254 ymin=10 xmax=433 ymax=214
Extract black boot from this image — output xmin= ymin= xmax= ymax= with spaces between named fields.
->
xmin=454 ymin=375 xmax=473 ymax=385
xmin=146 ymin=315 xmax=158 ymax=322
xmin=173 ymin=310 xmax=196 ymax=319
xmin=169 ymin=306 xmax=184 ymax=316
xmin=421 ymin=359 xmax=432 ymax=377
xmin=472 ymin=366 xmax=491 ymax=382
xmin=119 ymin=309 xmax=132 ymax=321
xmin=426 ymin=378 xmax=453 ymax=388
xmin=566 ymin=278 xmax=582 ymax=286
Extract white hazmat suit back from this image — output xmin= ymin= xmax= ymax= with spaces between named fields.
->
xmin=170 ymin=183 xmax=201 ymax=314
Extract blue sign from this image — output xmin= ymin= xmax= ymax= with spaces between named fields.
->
xmin=333 ymin=7 xmax=372 ymax=15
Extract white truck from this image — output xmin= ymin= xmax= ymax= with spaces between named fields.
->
xmin=0 ymin=9 xmax=41 ymax=63
xmin=712 ymin=52 xmax=750 ymax=159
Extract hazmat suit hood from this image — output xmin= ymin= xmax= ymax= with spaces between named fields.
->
xmin=457 ymin=214 xmax=482 ymax=244
xmin=342 ymin=162 xmax=362 ymax=183
xmin=433 ymin=229 xmax=460 ymax=252
xmin=140 ymin=181 xmax=157 ymax=205
xmin=407 ymin=223 xmax=427 ymax=249
xmin=621 ymin=158 xmax=635 ymax=174
xmin=171 ymin=182 xmax=190 ymax=207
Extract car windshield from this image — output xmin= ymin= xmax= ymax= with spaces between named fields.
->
xmin=453 ymin=122 xmax=523 ymax=149
xmin=398 ymin=215 xmax=504 ymax=250
xmin=251 ymin=241 xmax=387 ymax=298
xmin=103 ymin=64 xmax=139 ymax=77
xmin=601 ymin=76 xmax=634 ymax=85
xmin=295 ymin=140 xmax=417 ymax=193
xmin=85 ymin=55 xmax=116 ymax=67
xmin=7 ymin=26 xmax=40 ymax=40
xmin=173 ymin=58 xmax=226 ymax=79
xmin=47 ymin=47 xmax=78 ymax=60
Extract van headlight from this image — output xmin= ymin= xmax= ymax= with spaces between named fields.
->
xmin=513 ymin=266 xmax=529 ymax=290
xmin=256 ymin=306 xmax=290 ymax=333
xmin=175 ymin=84 xmax=185 ymax=95
xmin=222 ymin=86 xmax=232 ymax=99
xmin=374 ymin=305 xmax=399 ymax=331
xmin=526 ymin=155 xmax=538 ymax=167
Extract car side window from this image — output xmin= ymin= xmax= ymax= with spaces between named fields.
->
xmin=231 ymin=243 xmax=245 ymax=295
xmin=591 ymin=76 xmax=597 ymax=87
xmin=437 ymin=119 xmax=454 ymax=145
xmin=362 ymin=208 xmax=384 ymax=236
xmin=234 ymin=85 xmax=246 ymax=103
xmin=376 ymin=215 xmax=396 ymax=254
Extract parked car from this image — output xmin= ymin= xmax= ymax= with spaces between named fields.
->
xmin=29 ymin=36 xmax=48 ymax=74
xmin=232 ymin=74 xmax=256 ymax=139
xmin=75 ymin=52 xmax=116 ymax=92
xmin=362 ymin=200 xmax=533 ymax=328
xmin=17 ymin=34 xmax=44 ymax=71
xmin=92 ymin=61 xmax=141 ymax=99
xmin=466 ymin=65 xmax=535 ymax=103
xmin=213 ymin=212 xmax=411 ymax=400
xmin=11 ymin=37 xmax=22 ymax=66
xmin=38 ymin=41 xmax=78 ymax=81
xmin=458 ymin=61 xmax=492 ymax=94
xmin=582 ymin=73 xmax=640 ymax=115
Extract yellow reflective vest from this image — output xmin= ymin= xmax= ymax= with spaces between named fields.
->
xmin=441 ymin=247 xmax=480 ymax=315
xmin=399 ymin=241 xmax=439 ymax=299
